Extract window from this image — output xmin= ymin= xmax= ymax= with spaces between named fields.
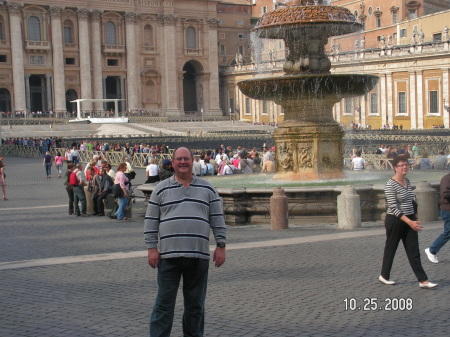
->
xmin=398 ymin=92 xmax=407 ymax=114
xmin=400 ymin=29 xmax=407 ymax=38
xmin=107 ymin=59 xmax=118 ymax=66
xmin=433 ymin=33 xmax=442 ymax=42
xmin=262 ymin=100 xmax=268 ymax=115
xmin=245 ymin=97 xmax=251 ymax=115
xmin=370 ymin=93 xmax=378 ymax=114
xmin=143 ymin=25 xmax=154 ymax=47
xmin=238 ymin=33 xmax=244 ymax=39
xmin=186 ymin=26 xmax=196 ymax=49
xmin=105 ymin=22 xmax=116 ymax=45
xmin=0 ymin=55 xmax=6 ymax=62
xmin=236 ymin=20 xmax=244 ymax=26
xmin=368 ymin=7 xmax=373 ymax=15
xmin=409 ymin=10 xmax=416 ymax=20
xmin=65 ymin=57 xmax=75 ymax=65
xmin=262 ymin=6 xmax=268 ymax=14
xmin=220 ymin=44 xmax=225 ymax=55
xmin=392 ymin=12 xmax=398 ymax=24
xmin=64 ymin=27 xmax=72 ymax=44
xmin=218 ymin=19 xmax=225 ymax=25
xmin=345 ymin=98 xmax=352 ymax=114
xmin=0 ymin=22 xmax=3 ymax=40
xmin=229 ymin=97 xmax=234 ymax=114
xmin=28 ymin=16 xmax=41 ymax=41
xmin=361 ymin=19 xmax=365 ymax=31
xmin=238 ymin=45 xmax=244 ymax=55
xmin=376 ymin=16 xmax=381 ymax=28
xmin=429 ymin=91 xmax=438 ymax=113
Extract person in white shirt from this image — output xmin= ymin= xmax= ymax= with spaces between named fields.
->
xmin=351 ymin=151 xmax=366 ymax=170
xmin=193 ymin=155 xmax=202 ymax=176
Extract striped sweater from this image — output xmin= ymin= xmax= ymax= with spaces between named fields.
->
xmin=385 ymin=178 xmax=415 ymax=218
xmin=144 ymin=175 xmax=226 ymax=259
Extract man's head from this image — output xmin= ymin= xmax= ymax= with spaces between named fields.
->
xmin=98 ymin=167 xmax=105 ymax=176
xmin=67 ymin=163 xmax=74 ymax=171
xmin=172 ymin=147 xmax=194 ymax=177
xmin=75 ymin=163 xmax=83 ymax=170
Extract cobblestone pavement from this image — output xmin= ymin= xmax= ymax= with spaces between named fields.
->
xmin=0 ymin=157 xmax=449 ymax=337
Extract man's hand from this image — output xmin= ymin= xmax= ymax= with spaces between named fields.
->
xmin=148 ymin=248 xmax=160 ymax=268
xmin=213 ymin=247 xmax=226 ymax=267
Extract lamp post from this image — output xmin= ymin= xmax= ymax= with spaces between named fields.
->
xmin=201 ymin=108 xmax=204 ymax=122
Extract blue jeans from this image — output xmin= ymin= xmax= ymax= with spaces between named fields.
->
xmin=429 ymin=209 xmax=450 ymax=254
xmin=150 ymin=258 xmax=209 ymax=337
xmin=115 ymin=196 xmax=128 ymax=219
xmin=44 ymin=163 xmax=51 ymax=176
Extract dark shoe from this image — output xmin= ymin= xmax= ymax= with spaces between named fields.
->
xmin=81 ymin=214 xmax=90 ymax=217
xmin=91 ymin=212 xmax=98 ymax=216
xmin=76 ymin=213 xmax=81 ymax=216
xmin=97 ymin=213 xmax=105 ymax=216
xmin=69 ymin=212 xmax=75 ymax=215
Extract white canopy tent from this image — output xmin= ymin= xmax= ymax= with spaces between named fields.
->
xmin=70 ymin=98 xmax=125 ymax=120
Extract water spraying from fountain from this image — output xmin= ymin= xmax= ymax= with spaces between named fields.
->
xmin=238 ymin=0 xmax=378 ymax=180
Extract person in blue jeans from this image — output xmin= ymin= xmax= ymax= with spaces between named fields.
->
xmin=114 ymin=162 xmax=129 ymax=220
xmin=43 ymin=151 xmax=52 ymax=178
xmin=425 ymin=172 xmax=450 ymax=263
xmin=145 ymin=147 xmax=227 ymax=337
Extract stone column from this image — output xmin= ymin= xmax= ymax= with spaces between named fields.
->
xmin=206 ymin=18 xmax=222 ymax=116
xmin=102 ymin=76 xmax=107 ymax=112
xmin=125 ymin=12 xmax=139 ymax=112
xmin=25 ymin=74 xmax=31 ymax=112
xmin=157 ymin=14 xmax=179 ymax=115
xmin=46 ymin=74 xmax=53 ymax=111
xmin=120 ymin=77 xmax=126 ymax=114
xmin=7 ymin=2 xmax=26 ymax=111
xmin=91 ymin=10 xmax=104 ymax=112
xmin=443 ymin=69 xmax=449 ymax=128
xmin=337 ymin=186 xmax=361 ymax=229
xmin=414 ymin=182 xmax=438 ymax=221
xmin=77 ymin=8 xmax=92 ymax=111
xmin=380 ymin=73 xmax=387 ymax=126
xmin=49 ymin=6 xmax=65 ymax=112
xmin=270 ymin=187 xmax=289 ymax=230
xmin=417 ymin=71 xmax=424 ymax=129
xmin=360 ymin=95 xmax=366 ymax=127
xmin=386 ymin=72 xmax=393 ymax=127
xmin=409 ymin=72 xmax=417 ymax=129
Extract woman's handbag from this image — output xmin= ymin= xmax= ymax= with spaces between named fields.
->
xmin=113 ymin=184 xmax=124 ymax=198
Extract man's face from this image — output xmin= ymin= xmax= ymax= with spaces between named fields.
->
xmin=98 ymin=168 xmax=105 ymax=176
xmin=173 ymin=148 xmax=193 ymax=175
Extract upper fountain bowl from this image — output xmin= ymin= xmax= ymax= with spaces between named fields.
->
xmin=254 ymin=4 xmax=362 ymax=39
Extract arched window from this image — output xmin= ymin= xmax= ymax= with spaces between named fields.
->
xmin=0 ymin=21 xmax=3 ymax=40
xmin=146 ymin=80 xmax=156 ymax=102
xmin=105 ymin=22 xmax=116 ymax=45
xmin=143 ymin=25 xmax=154 ymax=47
xmin=186 ymin=26 xmax=196 ymax=49
xmin=28 ymin=16 xmax=41 ymax=41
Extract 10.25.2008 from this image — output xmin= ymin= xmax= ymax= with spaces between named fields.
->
xmin=344 ymin=297 xmax=413 ymax=311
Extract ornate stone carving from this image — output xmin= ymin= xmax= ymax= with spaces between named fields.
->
xmin=297 ymin=144 xmax=313 ymax=169
xmin=157 ymin=14 xmax=177 ymax=25
xmin=7 ymin=2 xmax=22 ymax=15
xmin=207 ymin=17 xmax=219 ymax=28
xmin=49 ymin=6 xmax=63 ymax=17
xmin=277 ymin=142 xmax=293 ymax=170
xmin=125 ymin=12 xmax=139 ymax=23
xmin=91 ymin=10 xmax=103 ymax=22
xmin=66 ymin=75 xmax=77 ymax=82
xmin=77 ymin=8 xmax=90 ymax=20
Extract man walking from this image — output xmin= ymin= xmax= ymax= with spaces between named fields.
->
xmin=144 ymin=147 xmax=226 ymax=337
xmin=71 ymin=163 xmax=88 ymax=216
xmin=425 ymin=171 xmax=450 ymax=263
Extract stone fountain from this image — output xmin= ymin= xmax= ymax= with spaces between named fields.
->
xmin=238 ymin=0 xmax=378 ymax=180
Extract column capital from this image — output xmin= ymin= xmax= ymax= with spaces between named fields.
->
xmin=207 ymin=17 xmax=219 ymax=28
xmin=91 ymin=9 xmax=103 ymax=22
xmin=7 ymin=2 xmax=22 ymax=15
xmin=46 ymin=73 xmax=52 ymax=79
xmin=77 ymin=8 xmax=90 ymax=20
xmin=49 ymin=6 xmax=64 ymax=17
xmin=157 ymin=14 xmax=177 ymax=26
xmin=125 ymin=12 xmax=140 ymax=23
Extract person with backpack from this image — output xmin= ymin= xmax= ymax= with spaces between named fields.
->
xmin=71 ymin=163 xmax=88 ymax=217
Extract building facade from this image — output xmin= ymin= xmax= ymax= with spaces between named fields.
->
xmin=0 ymin=0 xmax=223 ymax=116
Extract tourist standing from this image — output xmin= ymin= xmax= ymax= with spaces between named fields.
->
xmin=70 ymin=146 xmax=80 ymax=165
xmin=72 ymin=163 xmax=88 ymax=217
xmin=64 ymin=163 xmax=75 ymax=215
xmin=425 ymin=171 xmax=450 ymax=263
xmin=412 ymin=142 xmax=420 ymax=158
xmin=0 ymin=155 xmax=7 ymax=200
xmin=419 ymin=153 xmax=432 ymax=170
xmin=114 ymin=163 xmax=129 ymax=220
xmin=43 ymin=151 xmax=52 ymax=178
xmin=145 ymin=147 xmax=226 ymax=337
xmin=379 ymin=155 xmax=437 ymax=288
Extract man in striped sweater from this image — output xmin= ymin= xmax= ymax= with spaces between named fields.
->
xmin=145 ymin=147 xmax=226 ymax=337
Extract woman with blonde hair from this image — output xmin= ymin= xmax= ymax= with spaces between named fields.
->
xmin=114 ymin=163 xmax=129 ymax=220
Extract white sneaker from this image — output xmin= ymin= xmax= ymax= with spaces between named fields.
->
xmin=419 ymin=281 xmax=438 ymax=289
xmin=379 ymin=275 xmax=396 ymax=285
xmin=425 ymin=248 xmax=439 ymax=263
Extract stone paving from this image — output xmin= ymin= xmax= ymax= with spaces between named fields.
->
xmin=0 ymin=157 xmax=449 ymax=337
